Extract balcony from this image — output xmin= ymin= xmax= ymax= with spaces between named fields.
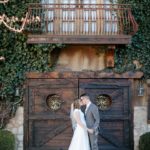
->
xmin=26 ymin=3 xmax=138 ymax=44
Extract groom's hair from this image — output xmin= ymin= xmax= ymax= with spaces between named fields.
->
xmin=80 ymin=93 xmax=90 ymax=101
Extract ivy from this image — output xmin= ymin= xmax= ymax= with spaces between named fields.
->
xmin=0 ymin=1 xmax=64 ymax=102
xmin=0 ymin=31 xmax=63 ymax=102
xmin=114 ymin=0 xmax=150 ymax=79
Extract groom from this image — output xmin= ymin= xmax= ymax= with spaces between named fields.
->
xmin=80 ymin=93 xmax=100 ymax=150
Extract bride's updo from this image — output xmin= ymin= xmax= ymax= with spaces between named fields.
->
xmin=73 ymin=99 xmax=80 ymax=109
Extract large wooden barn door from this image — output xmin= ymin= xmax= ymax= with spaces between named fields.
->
xmin=24 ymin=77 xmax=133 ymax=150
xmin=24 ymin=79 xmax=78 ymax=150
xmin=79 ymin=79 xmax=133 ymax=150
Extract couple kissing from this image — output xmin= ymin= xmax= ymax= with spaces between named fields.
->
xmin=69 ymin=93 xmax=100 ymax=150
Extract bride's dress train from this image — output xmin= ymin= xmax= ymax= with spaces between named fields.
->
xmin=68 ymin=109 xmax=90 ymax=150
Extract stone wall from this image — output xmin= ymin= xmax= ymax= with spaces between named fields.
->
xmin=134 ymin=106 xmax=150 ymax=150
xmin=5 ymin=106 xmax=24 ymax=150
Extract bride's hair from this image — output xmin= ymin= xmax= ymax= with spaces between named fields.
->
xmin=73 ymin=99 xmax=80 ymax=109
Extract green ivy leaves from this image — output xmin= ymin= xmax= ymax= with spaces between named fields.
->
xmin=0 ymin=31 xmax=63 ymax=101
xmin=0 ymin=0 xmax=64 ymax=102
xmin=114 ymin=1 xmax=150 ymax=79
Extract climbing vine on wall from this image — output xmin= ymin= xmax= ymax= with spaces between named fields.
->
xmin=114 ymin=0 xmax=150 ymax=79
xmin=0 ymin=0 xmax=64 ymax=102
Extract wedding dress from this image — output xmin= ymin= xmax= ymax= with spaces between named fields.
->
xmin=68 ymin=109 xmax=90 ymax=150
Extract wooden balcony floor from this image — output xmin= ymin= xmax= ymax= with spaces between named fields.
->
xmin=27 ymin=34 xmax=132 ymax=44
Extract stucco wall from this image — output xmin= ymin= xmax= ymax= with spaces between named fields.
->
xmin=56 ymin=45 xmax=106 ymax=71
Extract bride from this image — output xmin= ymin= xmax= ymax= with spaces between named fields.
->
xmin=68 ymin=99 xmax=91 ymax=150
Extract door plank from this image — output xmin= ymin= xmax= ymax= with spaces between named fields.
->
xmin=38 ymin=122 xmax=71 ymax=147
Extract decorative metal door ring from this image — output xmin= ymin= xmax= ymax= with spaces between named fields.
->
xmin=46 ymin=94 xmax=62 ymax=111
xmin=96 ymin=94 xmax=112 ymax=110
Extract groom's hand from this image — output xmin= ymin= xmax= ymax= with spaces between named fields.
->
xmin=87 ymin=128 xmax=94 ymax=134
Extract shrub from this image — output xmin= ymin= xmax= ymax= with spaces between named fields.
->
xmin=139 ymin=132 xmax=150 ymax=150
xmin=0 ymin=130 xmax=15 ymax=150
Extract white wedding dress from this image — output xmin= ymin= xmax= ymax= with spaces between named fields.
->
xmin=68 ymin=109 xmax=90 ymax=150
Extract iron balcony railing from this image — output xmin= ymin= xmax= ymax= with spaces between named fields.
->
xmin=26 ymin=3 xmax=138 ymax=36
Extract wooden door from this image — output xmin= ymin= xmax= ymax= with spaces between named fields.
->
xmin=79 ymin=79 xmax=133 ymax=150
xmin=25 ymin=77 xmax=133 ymax=150
xmin=24 ymin=79 xmax=78 ymax=150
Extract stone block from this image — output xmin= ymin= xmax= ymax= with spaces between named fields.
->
xmin=17 ymin=134 xmax=23 ymax=141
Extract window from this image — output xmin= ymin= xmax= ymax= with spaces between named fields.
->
xmin=104 ymin=0 xmax=118 ymax=34
xmin=62 ymin=0 xmax=76 ymax=33
xmin=41 ymin=0 xmax=55 ymax=32
xmin=41 ymin=0 xmax=118 ymax=34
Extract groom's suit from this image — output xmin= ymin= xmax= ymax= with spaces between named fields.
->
xmin=85 ymin=102 xmax=100 ymax=150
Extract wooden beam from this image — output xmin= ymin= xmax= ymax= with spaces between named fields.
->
xmin=26 ymin=71 xmax=143 ymax=79
xmin=27 ymin=35 xmax=132 ymax=44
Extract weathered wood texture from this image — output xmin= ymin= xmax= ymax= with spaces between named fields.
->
xmin=105 ymin=48 xmax=115 ymax=67
xmin=27 ymin=35 xmax=132 ymax=44
xmin=25 ymin=79 xmax=78 ymax=150
xmin=24 ymin=71 xmax=143 ymax=150
xmin=79 ymin=78 xmax=133 ymax=150
xmin=26 ymin=71 xmax=143 ymax=79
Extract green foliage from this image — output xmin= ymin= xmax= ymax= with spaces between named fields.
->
xmin=139 ymin=132 xmax=150 ymax=150
xmin=114 ymin=1 xmax=150 ymax=79
xmin=0 ymin=1 xmax=64 ymax=102
xmin=0 ymin=130 xmax=15 ymax=150
xmin=0 ymin=31 xmax=63 ymax=102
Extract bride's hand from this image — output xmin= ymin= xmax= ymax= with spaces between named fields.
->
xmin=87 ymin=128 xmax=94 ymax=134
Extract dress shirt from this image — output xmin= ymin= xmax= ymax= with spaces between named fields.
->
xmin=85 ymin=102 xmax=91 ymax=114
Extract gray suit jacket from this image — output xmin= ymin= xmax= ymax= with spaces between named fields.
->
xmin=85 ymin=103 xmax=100 ymax=135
